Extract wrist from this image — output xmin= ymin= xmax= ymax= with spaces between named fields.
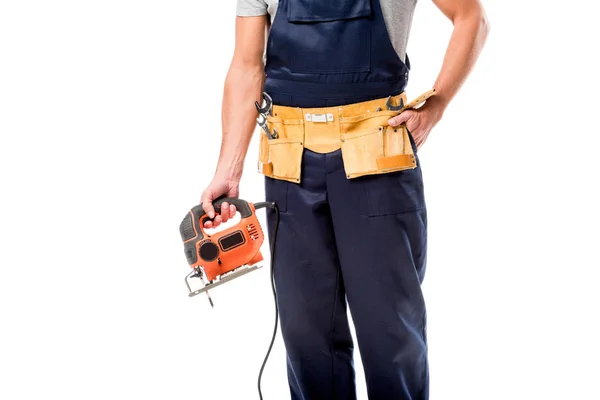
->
xmin=423 ymin=95 xmax=446 ymax=122
xmin=215 ymin=157 xmax=244 ymax=182
xmin=429 ymin=84 xmax=454 ymax=113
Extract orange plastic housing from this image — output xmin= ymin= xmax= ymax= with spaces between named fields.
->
xmin=183 ymin=202 xmax=265 ymax=282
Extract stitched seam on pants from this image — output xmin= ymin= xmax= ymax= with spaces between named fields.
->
xmin=419 ymin=313 xmax=428 ymax=399
xmin=364 ymin=205 xmax=426 ymax=217
xmin=287 ymin=353 xmax=306 ymax=400
xmin=329 ymin=265 xmax=341 ymax=400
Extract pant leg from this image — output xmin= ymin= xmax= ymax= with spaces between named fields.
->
xmin=265 ymin=149 xmax=356 ymax=400
xmin=325 ymin=148 xmax=429 ymax=400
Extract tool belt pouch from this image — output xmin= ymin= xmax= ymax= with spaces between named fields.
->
xmin=340 ymin=110 xmax=417 ymax=179
xmin=258 ymin=111 xmax=417 ymax=182
xmin=258 ymin=116 xmax=304 ymax=183
xmin=257 ymin=90 xmax=434 ymax=182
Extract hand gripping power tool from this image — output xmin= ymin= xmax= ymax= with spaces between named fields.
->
xmin=180 ymin=197 xmax=270 ymax=307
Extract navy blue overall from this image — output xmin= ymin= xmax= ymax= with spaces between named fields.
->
xmin=263 ymin=1 xmax=428 ymax=399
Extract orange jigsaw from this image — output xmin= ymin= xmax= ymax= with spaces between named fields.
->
xmin=180 ymin=197 xmax=266 ymax=306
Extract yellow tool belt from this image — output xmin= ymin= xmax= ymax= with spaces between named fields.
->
xmin=257 ymin=89 xmax=436 ymax=183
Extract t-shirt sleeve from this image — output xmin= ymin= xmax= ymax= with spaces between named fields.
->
xmin=236 ymin=0 xmax=268 ymax=16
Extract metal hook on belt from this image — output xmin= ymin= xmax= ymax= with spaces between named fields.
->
xmin=255 ymin=92 xmax=274 ymax=116
xmin=256 ymin=110 xmax=278 ymax=140
xmin=385 ymin=96 xmax=405 ymax=111
xmin=255 ymin=92 xmax=278 ymax=139
xmin=256 ymin=113 xmax=278 ymax=139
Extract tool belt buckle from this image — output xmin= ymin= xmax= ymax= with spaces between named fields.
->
xmin=305 ymin=113 xmax=333 ymax=123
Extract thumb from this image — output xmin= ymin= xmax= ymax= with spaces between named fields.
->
xmin=388 ymin=109 xmax=416 ymax=127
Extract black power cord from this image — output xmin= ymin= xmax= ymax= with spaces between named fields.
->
xmin=253 ymin=201 xmax=280 ymax=400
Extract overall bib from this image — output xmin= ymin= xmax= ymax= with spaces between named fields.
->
xmin=261 ymin=1 xmax=429 ymax=399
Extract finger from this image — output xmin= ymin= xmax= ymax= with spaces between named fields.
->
xmin=412 ymin=133 xmax=422 ymax=149
xmin=202 ymin=194 xmax=216 ymax=219
xmin=229 ymin=204 xmax=236 ymax=217
xmin=416 ymin=136 xmax=425 ymax=150
xmin=388 ymin=110 xmax=416 ymax=127
xmin=220 ymin=202 xmax=230 ymax=222
xmin=204 ymin=220 xmax=214 ymax=228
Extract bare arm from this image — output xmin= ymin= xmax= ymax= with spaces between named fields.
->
xmin=217 ymin=16 xmax=267 ymax=181
xmin=429 ymin=0 xmax=490 ymax=110
xmin=202 ymin=15 xmax=267 ymax=224
xmin=389 ymin=0 xmax=490 ymax=147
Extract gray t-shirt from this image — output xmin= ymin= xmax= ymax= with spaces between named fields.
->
xmin=236 ymin=0 xmax=417 ymax=62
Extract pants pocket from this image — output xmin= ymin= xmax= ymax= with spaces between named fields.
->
xmin=257 ymin=116 xmax=304 ymax=183
xmin=360 ymin=166 xmax=426 ymax=216
xmin=264 ymin=176 xmax=288 ymax=213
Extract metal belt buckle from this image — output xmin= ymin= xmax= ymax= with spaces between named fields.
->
xmin=306 ymin=113 xmax=333 ymax=123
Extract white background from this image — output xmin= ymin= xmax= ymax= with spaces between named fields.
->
xmin=1 ymin=0 xmax=599 ymax=399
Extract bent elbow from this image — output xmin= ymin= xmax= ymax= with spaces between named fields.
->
xmin=478 ymin=9 xmax=490 ymax=42
xmin=481 ymin=13 xmax=490 ymax=38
